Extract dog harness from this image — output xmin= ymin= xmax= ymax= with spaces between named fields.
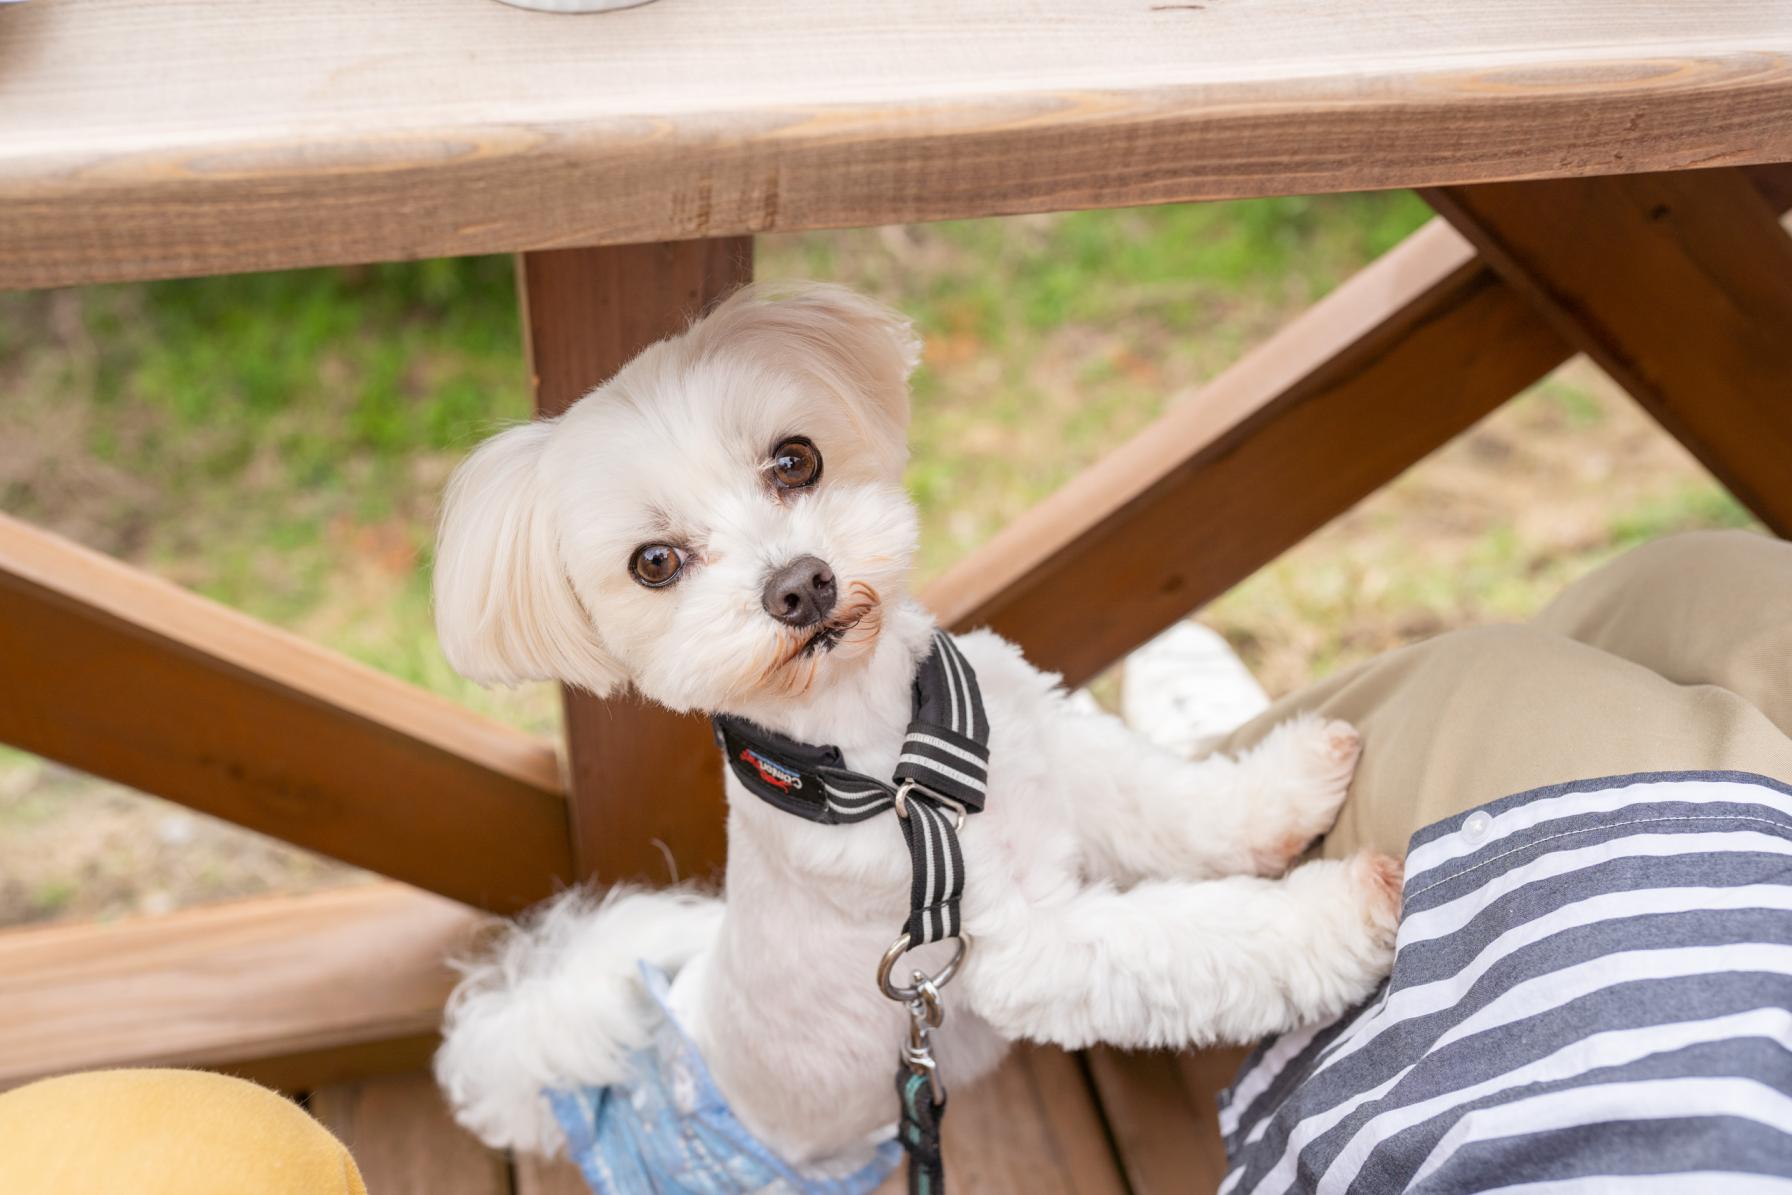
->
xmin=713 ymin=629 xmax=991 ymax=1195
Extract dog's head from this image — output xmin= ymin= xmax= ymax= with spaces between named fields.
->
xmin=434 ymin=283 xmax=921 ymax=714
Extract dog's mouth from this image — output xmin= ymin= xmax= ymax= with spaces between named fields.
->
xmin=800 ymin=622 xmax=848 ymax=657
xmin=787 ymin=609 xmax=861 ymax=665
xmin=767 ymin=582 xmax=884 ymax=678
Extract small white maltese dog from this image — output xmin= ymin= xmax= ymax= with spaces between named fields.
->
xmin=430 ymin=283 xmax=1400 ymax=1174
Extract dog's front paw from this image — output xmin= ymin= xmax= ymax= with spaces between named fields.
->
xmin=1278 ymin=851 xmax=1403 ymax=1025
xmin=1240 ymin=714 xmax=1363 ymax=874
xmin=1345 ymin=848 xmax=1404 ymax=947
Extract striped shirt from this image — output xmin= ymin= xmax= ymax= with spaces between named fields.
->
xmin=1220 ymin=771 xmax=1792 ymax=1194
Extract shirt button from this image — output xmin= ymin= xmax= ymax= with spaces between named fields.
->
xmin=1462 ymin=810 xmax=1493 ymax=844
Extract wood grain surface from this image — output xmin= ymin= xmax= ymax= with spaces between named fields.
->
xmin=521 ymin=238 xmax=752 ymax=884
xmin=0 ymin=883 xmax=479 ymax=1092
xmin=1428 ymin=168 xmax=1792 ymax=536
xmin=4 ymin=1 xmax=1791 ymax=287
xmin=868 ymin=1045 xmax=1127 ymax=1195
xmin=312 ymin=1071 xmax=514 ymax=1195
xmin=315 ymin=1047 xmax=1128 ymax=1195
xmin=512 ymin=1156 xmax=590 ymax=1195
xmin=0 ymin=512 xmax=573 ymax=913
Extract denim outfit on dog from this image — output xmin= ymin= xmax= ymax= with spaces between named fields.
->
xmin=548 ymin=964 xmax=902 ymax=1195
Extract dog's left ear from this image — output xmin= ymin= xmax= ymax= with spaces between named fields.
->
xmin=690 ymin=282 xmax=920 ymax=473
xmin=433 ymin=419 xmax=626 ymax=696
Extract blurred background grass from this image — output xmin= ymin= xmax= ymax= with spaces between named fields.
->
xmin=0 ymin=192 xmax=1754 ymax=924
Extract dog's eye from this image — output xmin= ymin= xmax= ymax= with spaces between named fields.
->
xmin=769 ymin=437 xmax=822 ymax=490
xmin=629 ymin=543 xmax=686 ymax=588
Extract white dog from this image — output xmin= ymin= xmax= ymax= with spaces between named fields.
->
xmin=430 ymin=283 xmax=1401 ymax=1178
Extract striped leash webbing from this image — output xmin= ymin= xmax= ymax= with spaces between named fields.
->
xmin=712 ymin=629 xmax=989 ymax=947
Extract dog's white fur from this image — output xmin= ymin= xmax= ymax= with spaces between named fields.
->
xmin=431 ymin=283 xmax=1401 ymax=1166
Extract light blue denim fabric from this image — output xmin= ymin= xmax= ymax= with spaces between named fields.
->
xmin=548 ymin=964 xmax=903 ymax=1195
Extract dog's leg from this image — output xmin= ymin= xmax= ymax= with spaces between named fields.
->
xmin=963 ymin=852 xmax=1401 ymax=1049
xmin=1051 ymin=704 xmax=1360 ymax=882
xmin=435 ymin=885 xmax=725 ymax=1153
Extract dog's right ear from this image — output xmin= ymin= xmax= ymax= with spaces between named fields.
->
xmin=433 ymin=420 xmax=624 ymax=696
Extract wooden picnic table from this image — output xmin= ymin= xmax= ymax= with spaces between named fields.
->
xmin=3 ymin=2 xmax=1791 ymax=1191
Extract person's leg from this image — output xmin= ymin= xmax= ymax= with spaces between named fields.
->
xmin=0 ymin=1069 xmax=367 ymax=1195
xmin=1211 ymin=622 xmax=1792 ymax=862
xmin=1533 ymin=529 xmax=1792 ymax=734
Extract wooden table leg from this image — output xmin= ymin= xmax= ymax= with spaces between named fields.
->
xmin=1426 ymin=168 xmax=1792 ymax=536
xmin=516 ymin=238 xmax=752 ymax=883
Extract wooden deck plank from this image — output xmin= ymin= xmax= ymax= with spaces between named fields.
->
xmin=0 ymin=512 xmax=572 ymax=913
xmin=305 ymin=1049 xmax=1123 ymax=1195
xmin=5 ymin=1 xmax=1791 ymax=287
xmin=520 ymin=238 xmax=751 ymax=883
xmin=1427 ymin=168 xmax=1792 ymax=536
xmin=512 ymin=1157 xmax=590 ymax=1195
xmin=0 ymin=883 xmax=479 ymax=1093
xmin=868 ymin=1045 xmax=1126 ymax=1195
xmin=312 ymin=1072 xmax=512 ymax=1195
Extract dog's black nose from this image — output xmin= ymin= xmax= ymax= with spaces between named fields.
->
xmin=762 ymin=555 xmax=837 ymax=628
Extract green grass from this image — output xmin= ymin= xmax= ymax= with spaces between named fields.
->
xmin=1609 ymin=484 xmax=1754 ymax=548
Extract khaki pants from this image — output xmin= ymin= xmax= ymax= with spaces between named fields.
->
xmin=1216 ymin=530 xmax=1792 ymax=861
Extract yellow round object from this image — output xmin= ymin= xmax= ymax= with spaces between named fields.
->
xmin=0 ymin=1069 xmax=367 ymax=1195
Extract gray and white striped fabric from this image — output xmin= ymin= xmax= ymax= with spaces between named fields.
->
xmin=1220 ymin=770 xmax=1792 ymax=1194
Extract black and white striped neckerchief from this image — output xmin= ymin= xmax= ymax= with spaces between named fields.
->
xmin=712 ymin=630 xmax=989 ymax=946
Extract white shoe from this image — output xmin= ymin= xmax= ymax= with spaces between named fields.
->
xmin=1121 ymin=622 xmax=1269 ymax=757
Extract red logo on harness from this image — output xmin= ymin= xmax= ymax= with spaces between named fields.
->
xmin=739 ymin=748 xmax=803 ymax=792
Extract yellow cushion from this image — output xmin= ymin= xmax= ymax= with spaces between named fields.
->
xmin=0 ymin=1069 xmax=367 ymax=1195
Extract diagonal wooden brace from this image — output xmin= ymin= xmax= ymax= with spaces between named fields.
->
xmin=1426 ymin=167 xmax=1792 ymax=536
xmin=0 ymin=514 xmax=572 ymax=914
xmin=924 ymin=219 xmax=1569 ymax=688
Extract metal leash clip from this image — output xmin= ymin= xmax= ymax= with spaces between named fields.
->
xmin=899 ymin=974 xmax=948 ymax=1105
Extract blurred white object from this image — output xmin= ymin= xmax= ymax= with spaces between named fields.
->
xmin=1122 ymin=621 xmax=1270 ymax=757
xmin=492 ymin=0 xmax=657 ymax=11
xmin=157 ymin=815 xmax=196 ymax=847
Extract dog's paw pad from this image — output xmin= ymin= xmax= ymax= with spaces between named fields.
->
xmin=1348 ymin=850 xmax=1404 ymax=938
xmin=1319 ymin=720 xmax=1363 ymax=768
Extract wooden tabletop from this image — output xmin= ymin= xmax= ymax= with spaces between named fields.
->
xmin=3 ymin=0 xmax=1790 ymax=288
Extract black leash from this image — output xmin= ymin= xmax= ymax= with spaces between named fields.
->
xmin=714 ymin=629 xmax=988 ymax=1193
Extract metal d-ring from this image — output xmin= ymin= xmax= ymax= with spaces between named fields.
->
xmin=877 ymin=931 xmax=970 ymax=1003
xmin=892 ymin=780 xmax=967 ymax=831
